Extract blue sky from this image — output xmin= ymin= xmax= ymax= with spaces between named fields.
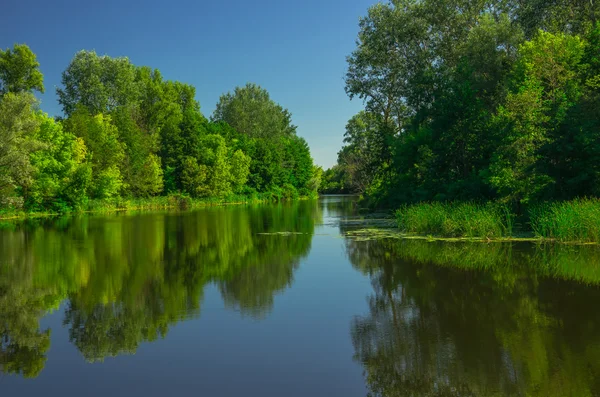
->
xmin=1 ymin=0 xmax=376 ymax=168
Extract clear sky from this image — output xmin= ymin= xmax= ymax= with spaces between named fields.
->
xmin=1 ymin=0 xmax=376 ymax=169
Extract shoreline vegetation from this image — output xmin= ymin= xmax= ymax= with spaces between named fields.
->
xmin=0 ymin=46 xmax=322 ymax=221
xmin=319 ymin=2 xmax=600 ymax=246
xmin=0 ymin=191 xmax=318 ymax=221
xmin=396 ymin=198 xmax=600 ymax=244
xmin=341 ymin=197 xmax=600 ymax=245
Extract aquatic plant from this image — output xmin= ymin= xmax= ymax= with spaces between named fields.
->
xmin=395 ymin=202 xmax=513 ymax=238
xmin=529 ymin=198 xmax=600 ymax=243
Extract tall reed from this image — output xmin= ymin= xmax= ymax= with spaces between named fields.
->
xmin=529 ymin=198 xmax=600 ymax=242
xmin=395 ymin=202 xmax=513 ymax=238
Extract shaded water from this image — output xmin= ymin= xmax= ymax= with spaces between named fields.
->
xmin=2 ymin=196 xmax=600 ymax=396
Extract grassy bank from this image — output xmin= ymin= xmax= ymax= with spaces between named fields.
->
xmin=395 ymin=198 xmax=600 ymax=243
xmin=0 ymin=191 xmax=318 ymax=221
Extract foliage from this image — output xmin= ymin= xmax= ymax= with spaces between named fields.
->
xmin=529 ymin=198 xmax=600 ymax=242
xmin=0 ymin=45 xmax=318 ymax=215
xmin=27 ymin=114 xmax=90 ymax=211
xmin=212 ymin=83 xmax=315 ymax=194
xmin=57 ymin=50 xmax=138 ymax=116
xmin=212 ymin=83 xmax=296 ymax=139
xmin=0 ymin=92 xmax=42 ymax=205
xmin=327 ymin=2 xmax=600 ymax=211
xmin=0 ymin=44 xmax=44 ymax=96
xmin=63 ymin=109 xmax=125 ymax=199
xmin=396 ymin=202 xmax=513 ymax=238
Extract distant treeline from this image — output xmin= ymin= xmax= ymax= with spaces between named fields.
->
xmin=0 ymin=46 xmax=321 ymax=214
xmin=322 ymin=0 xmax=600 ymax=207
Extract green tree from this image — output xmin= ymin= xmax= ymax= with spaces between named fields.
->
xmin=488 ymin=31 xmax=586 ymax=203
xmin=337 ymin=111 xmax=386 ymax=193
xmin=212 ymin=83 xmax=296 ymax=139
xmin=229 ymin=149 xmax=252 ymax=193
xmin=339 ymin=1 xmax=600 ymax=207
xmin=57 ymin=50 xmax=139 ymax=116
xmin=0 ymin=92 xmax=42 ymax=206
xmin=111 ymin=106 xmax=163 ymax=196
xmin=64 ymin=109 xmax=125 ymax=199
xmin=27 ymin=114 xmax=90 ymax=211
xmin=0 ymin=44 xmax=44 ymax=96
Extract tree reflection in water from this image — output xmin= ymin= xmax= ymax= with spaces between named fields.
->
xmin=348 ymin=238 xmax=600 ymax=397
xmin=0 ymin=200 xmax=320 ymax=374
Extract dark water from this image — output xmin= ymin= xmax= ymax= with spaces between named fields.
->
xmin=2 ymin=196 xmax=600 ymax=396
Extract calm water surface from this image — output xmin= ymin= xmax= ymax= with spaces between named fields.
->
xmin=2 ymin=196 xmax=600 ymax=396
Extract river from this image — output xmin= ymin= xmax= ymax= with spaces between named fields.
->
xmin=1 ymin=196 xmax=600 ymax=396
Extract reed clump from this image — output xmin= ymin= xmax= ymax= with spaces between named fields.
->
xmin=529 ymin=198 xmax=600 ymax=243
xmin=395 ymin=202 xmax=513 ymax=238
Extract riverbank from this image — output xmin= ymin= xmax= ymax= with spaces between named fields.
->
xmin=0 ymin=192 xmax=318 ymax=221
xmin=393 ymin=198 xmax=600 ymax=244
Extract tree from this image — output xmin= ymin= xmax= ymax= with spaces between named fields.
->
xmin=63 ymin=109 xmax=125 ymax=199
xmin=181 ymin=134 xmax=251 ymax=198
xmin=57 ymin=50 xmax=139 ymax=116
xmin=488 ymin=31 xmax=586 ymax=203
xmin=0 ymin=44 xmax=44 ymax=96
xmin=0 ymin=92 xmax=42 ymax=205
xmin=514 ymin=0 xmax=600 ymax=38
xmin=339 ymin=111 xmax=386 ymax=193
xmin=111 ymin=106 xmax=163 ymax=197
xmin=27 ymin=114 xmax=90 ymax=211
xmin=229 ymin=149 xmax=252 ymax=193
xmin=338 ymin=1 xmax=600 ymax=206
xmin=212 ymin=83 xmax=296 ymax=139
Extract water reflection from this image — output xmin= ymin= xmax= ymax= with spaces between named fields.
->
xmin=5 ymin=195 xmax=600 ymax=394
xmin=0 ymin=200 xmax=320 ymax=375
xmin=347 ymin=238 xmax=600 ymax=396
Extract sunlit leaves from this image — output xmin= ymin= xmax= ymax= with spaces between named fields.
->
xmin=0 ymin=44 xmax=44 ymax=96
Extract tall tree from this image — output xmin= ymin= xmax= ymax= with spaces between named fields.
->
xmin=0 ymin=44 xmax=44 ymax=96
xmin=212 ymin=83 xmax=296 ymax=139
xmin=27 ymin=114 xmax=90 ymax=210
xmin=63 ymin=109 xmax=125 ymax=199
xmin=57 ymin=50 xmax=139 ymax=116
xmin=0 ymin=93 xmax=42 ymax=205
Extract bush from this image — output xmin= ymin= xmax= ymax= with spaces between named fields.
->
xmin=167 ymin=193 xmax=192 ymax=210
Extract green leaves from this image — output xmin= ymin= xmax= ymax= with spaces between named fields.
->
xmin=63 ymin=110 xmax=125 ymax=199
xmin=0 ymin=92 xmax=42 ymax=205
xmin=28 ymin=114 xmax=90 ymax=211
xmin=338 ymin=1 xmax=600 ymax=207
xmin=0 ymin=46 xmax=318 ymax=214
xmin=212 ymin=83 xmax=297 ymax=139
xmin=0 ymin=44 xmax=44 ymax=96
xmin=57 ymin=50 xmax=139 ymax=116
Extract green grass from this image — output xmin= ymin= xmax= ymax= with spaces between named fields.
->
xmin=529 ymin=198 xmax=600 ymax=243
xmin=0 ymin=192 xmax=316 ymax=220
xmin=395 ymin=202 xmax=513 ymax=238
xmin=394 ymin=198 xmax=600 ymax=243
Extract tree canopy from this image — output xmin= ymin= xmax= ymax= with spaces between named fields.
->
xmin=321 ymin=1 xmax=600 ymax=209
xmin=0 ymin=46 xmax=319 ymax=213
xmin=0 ymin=44 xmax=44 ymax=96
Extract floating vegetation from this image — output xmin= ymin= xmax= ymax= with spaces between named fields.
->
xmin=257 ymin=231 xmax=307 ymax=236
xmin=344 ymin=227 xmax=582 ymax=245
